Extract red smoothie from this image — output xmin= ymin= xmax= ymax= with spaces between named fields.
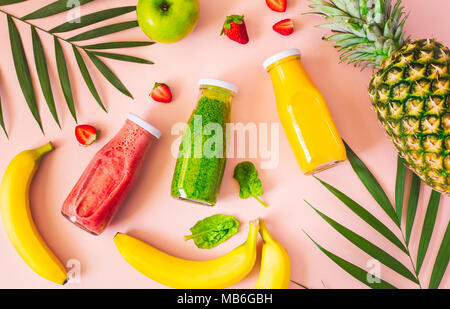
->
xmin=62 ymin=114 xmax=161 ymax=235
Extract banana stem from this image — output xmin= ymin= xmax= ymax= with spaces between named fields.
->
xmin=34 ymin=142 xmax=54 ymax=157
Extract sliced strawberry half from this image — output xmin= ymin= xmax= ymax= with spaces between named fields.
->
xmin=75 ymin=124 xmax=98 ymax=147
xmin=151 ymin=82 xmax=172 ymax=103
xmin=273 ymin=19 xmax=294 ymax=36
xmin=266 ymin=0 xmax=287 ymax=12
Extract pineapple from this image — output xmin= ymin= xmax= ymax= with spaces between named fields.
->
xmin=308 ymin=0 xmax=449 ymax=194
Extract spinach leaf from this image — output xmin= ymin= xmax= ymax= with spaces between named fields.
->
xmin=185 ymin=214 xmax=240 ymax=249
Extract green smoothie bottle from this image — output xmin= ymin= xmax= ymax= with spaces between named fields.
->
xmin=171 ymin=79 xmax=238 ymax=206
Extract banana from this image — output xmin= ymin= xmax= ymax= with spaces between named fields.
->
xmin=255 ymin=219 xmax=291 ymax=289
xmin=114 ymin=219 xmax=260 ymax=289
xmin=0 ymin=143 xmax=67 ymax=285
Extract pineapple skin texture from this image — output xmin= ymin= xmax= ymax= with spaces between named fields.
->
xmin=369 ymin=39 xmax=449 ymax=194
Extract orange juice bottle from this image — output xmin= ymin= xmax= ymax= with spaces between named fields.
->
xmin=264 ymin=49 xmax=346 ymax=174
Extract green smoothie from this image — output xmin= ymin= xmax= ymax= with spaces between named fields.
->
xmin=171 ymin=80 xmax=237 ymax=206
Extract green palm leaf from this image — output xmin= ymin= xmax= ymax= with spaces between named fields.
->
xmin=91 ymin=51 xmax=153 ymax=64
xmin=54 ymin=37 xmax=77 ymax=122
xmin=67 ymin=20 xmax=138 ymax=42
xmin=7 ymin=15 xmax=43 ymax=133
xmin=395 ymin=156 xmax=407 ymax=220
xmin=49 ymin=6 xmax=136 ymax=33
xmin=304 ymin=231 xmax=397 ymax=289
xmin=83 ymin=41 xmax=154 ymax=50
xmin=344 ymin=141 xmax=399 ymax=226
xmin=31 ymin=26 xmax=60 ymax=128
xmin=305 ymin=201 xmax=418 ymax=283
xmin=314 ymin=176 xmax=407 ymax=253
xmin=428 ymin=222 xmax=450 ymax=289
xmin=0 ymin=0 xmax=27 ymax=5
xmin=0 ymin=97 xmax=8 ymax=138
xmin=86 ymin=51 xmax=133 ymax=98
xmin=72 ymin=46 xmax=106 ymax=112
xmin=405 ymin=173 xmax=421 ymax=245
xmin=416 ymin=190 xmax=441 ymax=274
xmin=22 ymin=0 xmax=95 ymax=20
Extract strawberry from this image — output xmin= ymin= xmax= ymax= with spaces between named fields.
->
xmin=221 ymin=15 xmax=249 ymax=45
xmin=266 ymin=0 xmax=287 ymax=12
xmin=75 ymin=124 xmax=98 ymax=147
xmin=273 ymin=19 xmax=294 ymax=36
xmin=151 ymin=82 xmax=172 ymax=103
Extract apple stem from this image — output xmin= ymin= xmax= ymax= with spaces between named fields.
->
xmin=161 ymin=1 xmax=170 ymax=11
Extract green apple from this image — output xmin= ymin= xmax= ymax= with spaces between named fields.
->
xmin=137 ymin=0 xmax=200 ymax=44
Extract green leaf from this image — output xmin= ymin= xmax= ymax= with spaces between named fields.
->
xmin=0 ymin=0 xmax=27 ymax=5
xmin=22 ymin=0 xmax=95 ymax=20
xmin=7 ymin=15 xmax=43 ymax=133
xmin=0 ymin=97 xmax=8 ymax=138
xmin=72 ymin=46 xmax=106 ymax=113
xmin=67 ymin=20 xmax=138 ymax=42
xmin=91 ymin=51 xmax=153 ymax=65
xmin=395 ymin=156 xmax=407 ymax=220
xmin=304 ymin=231 xmax=397 ymax=289
xmin=405 ymin=173 xmax=421 ymax=245
xmin=49 ymin=6 xmax=136 ymax=33
xmin=185 ymin=214 xmax=240 ymax=249
xmin=82 ymin=41 xmax=155 ymax=50
xmin=31 ymin=27 xmax=60 ymax=128
xmin=416 ymin=190 xmax=441 ymax=274
xmin=290 ymin=280 xmax=309 ymax=289
xmin=54 ymin=37 xmax=77 ymax=122
xmin=86 ymin=51 xmax=133 ymax=98
xmin=233 ymin=161 xmax=268 ymax=207
xmin=344 ymin=141 xmax=399 ymax=226
xmin=429 ymin=222 xmax=450 ymax=289
xmin=314 ymin=177 xmax=407 ymax=254
xmin=305 ymin=201 xmax=418 ymax=283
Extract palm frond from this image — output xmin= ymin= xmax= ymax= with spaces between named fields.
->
xmin=83 ymin=41 xmax=155 ymax=50
xmin=54 ymin=37 xmax=77 ymax=123
xmin=72 ymin=46 xmax=106 ymax=112
xmin=304 ymin=231 xmax=397 ymax=289
xmin=307 ymin=142 xmax=448 ymax=289
xmin=0 ymin=97 xmax=8 ymax=138
xmin=428 ymin=222 xmax=449 ymax=289
xmin=305 ymin=201 xmax=418 ymax=283
xmin=22 ymin=0 xmax=95 ymax=20
xmin=0 ymin=1 xmax=154 ymax=135
xmin=7 ymin=15 xmax=43 ymax=133
xmin=86 ymin=51 xmax=133 ymax=98
xmin=416 ymin=190 xmax=441 ymax=273
xmin=344 ymin=142 xmax=399 ymax=226
xmin=405 ymin=173 xmax=421 ymax=245
xmin=31 ymin=27 xmax=60 ymax=128
xmin=50 ymin=6 xmax=136 ymax=33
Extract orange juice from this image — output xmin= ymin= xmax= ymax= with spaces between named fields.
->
xmin=264 ymin=49 xmax=346 ymax=174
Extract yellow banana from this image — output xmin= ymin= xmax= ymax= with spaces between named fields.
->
xmin=0 ymin=143 xmax=67 ymax=285
xmin=255 ymin=219 xmax=291 ymax=289
xmin=114 ymin=219 xmax=260 ymax=289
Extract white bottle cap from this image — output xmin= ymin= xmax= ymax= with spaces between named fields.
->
xmin=126 ymin=113 xmax=161 ymax=139
xmin=263 ymin=48 xmax=301 ymax=70
xmin=198 ymin=78 xmax=238 ymax=94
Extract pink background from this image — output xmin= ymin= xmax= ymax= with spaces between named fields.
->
xmin=0 ymin=0 xmax=448 ymax=289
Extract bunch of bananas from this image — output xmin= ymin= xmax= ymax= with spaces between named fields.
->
xmin=114 ymin=218 xmax=291 ymax=289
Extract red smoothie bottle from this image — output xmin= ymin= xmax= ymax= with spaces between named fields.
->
xmin=61 ymin=114 xmax=161 ymax=235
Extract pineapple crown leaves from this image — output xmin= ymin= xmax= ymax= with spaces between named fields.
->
xmin=307 ymin=0 xmax=409 ymax=69
xmin=221 ymin=15 xmax=245 ymax=35
xmin=0 ymin=0 xmax=155 ymax=137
